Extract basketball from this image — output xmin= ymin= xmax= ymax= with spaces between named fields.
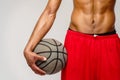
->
xmin=33 ymin=38 xmax=67 ymax=74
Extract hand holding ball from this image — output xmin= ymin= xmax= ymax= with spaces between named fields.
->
xmin=33 ymin=38 xmax=67 ymax=74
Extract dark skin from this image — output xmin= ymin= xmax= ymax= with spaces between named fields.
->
xmin=24 ymin=0 xmax=116 ymax=75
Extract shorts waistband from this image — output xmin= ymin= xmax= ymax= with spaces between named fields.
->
xmin=67 ymin=29 xmax=119 ymax=39
xmin=69 ymin=28 xmax=116 ymax=36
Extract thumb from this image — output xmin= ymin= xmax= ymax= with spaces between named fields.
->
xmin=32 ymin=52 xmax=47 ymax=61
xmin=36 ymin=55 xmax=47 ymax=61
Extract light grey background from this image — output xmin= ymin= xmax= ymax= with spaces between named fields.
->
xmin=0 ymin=0 xmax=120 ymax=80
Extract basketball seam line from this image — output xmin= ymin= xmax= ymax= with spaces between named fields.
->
xmin=62 ymin=47 xmax=66 ymax=66
xmin=40 ymin=40 xmax=62 ymax=46
xmin=36 ymin=51 xmax=67 ymax=55
xmin=49 ymin=39 xmax=59 ymax=74
xmin=35 ymin=43 xmax=53 ymax=67
xmin=40 ymin=58 xmax=64 ymax=72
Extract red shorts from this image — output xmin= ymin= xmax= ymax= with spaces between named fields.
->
xmin=61 ymin=30 xmax=120 ymax=80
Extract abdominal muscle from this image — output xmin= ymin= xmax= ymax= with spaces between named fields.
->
xmin=69 ymin=0 xmax=116 ymax=34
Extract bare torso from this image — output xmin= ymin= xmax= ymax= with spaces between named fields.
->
xmin=69 ymin=0 xmax=116 ymax=34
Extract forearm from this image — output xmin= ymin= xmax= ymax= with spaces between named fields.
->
xmin=24 ymin=0 xmax=61 ymax=52
xmin=25 ymin=10 xmax=56 ymax=52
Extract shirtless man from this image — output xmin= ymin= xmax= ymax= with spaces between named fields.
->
xmin=24 ymin=0 xmax=120 ymax=80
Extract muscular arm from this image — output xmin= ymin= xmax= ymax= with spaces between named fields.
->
xmin=24 ymin=0 xmax=62 ymax=75
xmin=25 ymin=0 xmax=61 ymax=51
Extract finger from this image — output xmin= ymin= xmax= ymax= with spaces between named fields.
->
xmin=31 ymin=64 xmax=46 ymax=75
